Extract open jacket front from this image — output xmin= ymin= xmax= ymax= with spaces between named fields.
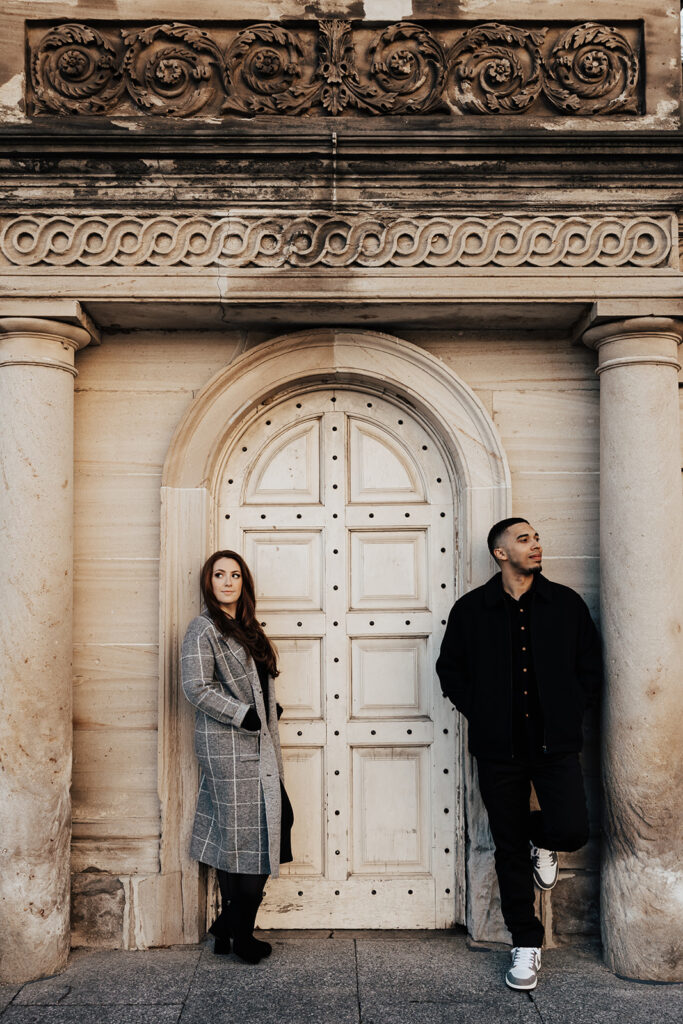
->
xmin=436 ymin=573 xmax=602 ymax=759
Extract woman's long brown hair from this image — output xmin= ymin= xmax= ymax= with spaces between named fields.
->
xmin=200 ymin=550 xmax=279 ymax=678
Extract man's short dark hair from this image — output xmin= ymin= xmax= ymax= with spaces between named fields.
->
xmin=487 ymin=517 xmax=530 ymax=558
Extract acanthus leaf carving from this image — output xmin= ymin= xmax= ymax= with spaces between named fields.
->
xmin=121 ymin=23 xmax=226 ymax=116
xmin=367 ymin=22 xmax=446 ymax=114
xmin=222 ymin=23 xmax=305 ymax=115
xmin=447 ymin=22 xmax=545 ymax=114
xmin=542 ymin=22 xmax=640 ymax=115
xmin=26 ymin=19 xmax=643 ymax=119
xmin=30 ymin=22 xmax=124 ymax=115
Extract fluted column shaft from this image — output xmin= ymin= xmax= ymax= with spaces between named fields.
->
xmin=0 ymin=317 xmax=91 ymax=984
xmin=583 ymin=316 xmax=683 ymax=981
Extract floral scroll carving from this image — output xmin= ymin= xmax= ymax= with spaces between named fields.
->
xmin=27 ymin=19 xmax=642 ymax=118
xmin=121 ymin=23 xmax=226 ymax=117
xmin=543 ymin=22 xmax=640 ymax=115
xmin=447 ymin=23 xmax=545 ymax=114
xmin=1 ymin=214 xmax=672 ymax=269
xmin=30 ymin=22 xmax=124 ymax=115
xmin=222 ymin=24 xmax=305 ymax=115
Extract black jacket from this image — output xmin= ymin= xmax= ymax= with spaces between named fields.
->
xmin=436 ymin=572 xmax=602 ymax=758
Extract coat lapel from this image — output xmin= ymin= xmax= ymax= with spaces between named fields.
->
xmin=223 ymin=632 xmax=251 ymax=675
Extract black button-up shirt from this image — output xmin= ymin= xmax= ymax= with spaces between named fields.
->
xmin=503 ymin=582 xmax=545 ymax=759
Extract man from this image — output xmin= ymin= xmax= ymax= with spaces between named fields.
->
xmin=436 ymin=518 xmax=601 ymax=991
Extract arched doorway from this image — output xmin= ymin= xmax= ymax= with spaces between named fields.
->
xmin=216 ymin=386 xmax=457 ymax=927
xmin=157 ymin=329 xmax=510 ymax=942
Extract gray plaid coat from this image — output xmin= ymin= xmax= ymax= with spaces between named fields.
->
xmin=181 ymin=613 xmax=285 ymax=876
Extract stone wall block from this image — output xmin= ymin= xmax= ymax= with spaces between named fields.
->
xmin=551 ymin=872 xmax=600 ymax=937
xmin=70 ymin=872 xmax=125 ymax=949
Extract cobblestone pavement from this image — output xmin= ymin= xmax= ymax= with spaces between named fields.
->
xmin=1 ymin=932 xmax=681 ymax=1024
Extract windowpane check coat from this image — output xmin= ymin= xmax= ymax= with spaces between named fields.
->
xmin=181 ymin=613 xmax=285 ymax=876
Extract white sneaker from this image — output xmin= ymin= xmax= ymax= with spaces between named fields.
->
xmin=530 ymin=841 xmax=558 ymax=890
xmin=505 ymin=946 xmax=541 ymax=990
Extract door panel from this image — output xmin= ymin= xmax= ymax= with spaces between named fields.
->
xmin=350 ymin=530 xmax=428 ymax=609
xmin=245 ymin=419 xmax=321 ymax=503
xmin=281 ymin=747 xmax=325 ymax=876
xmin=276 ymin=638 xmax=323 ymax=719
xmin=245 ymin=530 xmax=323 ymax=609
xmin=348 ymin=418 xmax=425 ymax=502
xmin=351 ymin=637 xmax=428 ymax=718
xmin=217 ymin=387 xmax=458 ymax=927
xmin=352 ymin=746 xmax=431 ymax=873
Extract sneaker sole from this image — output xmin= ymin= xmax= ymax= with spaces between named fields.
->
xmin=505 ymin=976 xmax=538 ymax=991
xmin=533 ymin=872 xmax=558 ymax=891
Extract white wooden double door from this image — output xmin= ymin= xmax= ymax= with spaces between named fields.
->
xmin=217 ymin=387 xmax=459 ymax=927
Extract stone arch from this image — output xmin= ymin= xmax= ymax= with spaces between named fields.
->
xmin=154 ymin=329 xmax=511 ymax=944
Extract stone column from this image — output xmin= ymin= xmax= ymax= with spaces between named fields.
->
xmin=582 ymin=316 xmax=683 ymax=982
xmin=0 ymin=317 xmax=91 ymax=984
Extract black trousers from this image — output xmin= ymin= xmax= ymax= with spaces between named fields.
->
xmin=476 ymin=752 xmax=589 ymax=948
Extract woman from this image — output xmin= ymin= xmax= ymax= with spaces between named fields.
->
xmin=181 ymin=550 xmax=293 ymax=963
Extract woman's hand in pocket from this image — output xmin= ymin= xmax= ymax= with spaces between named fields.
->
xmin=241 ymin=706 xmax=261 ymax=731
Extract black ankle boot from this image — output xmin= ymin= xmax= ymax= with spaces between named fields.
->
xmin=209 ymin=908 xmax=231 ymax=939
xmin=231 ymin=894 xmax=272 ymax=964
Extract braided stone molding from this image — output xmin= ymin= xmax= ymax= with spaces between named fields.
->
xmin=27 ymin=19 xmax=641 ymax=118
xmin=0 ymin=213 xmax=673 ymax=269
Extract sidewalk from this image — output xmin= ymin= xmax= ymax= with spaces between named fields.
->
xmin=1 ymin=931 xmax=680 ymax=1024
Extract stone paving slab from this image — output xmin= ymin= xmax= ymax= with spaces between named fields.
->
xmin=179 ymin=934 xmax=360 ymax=1024
xmin=356 ymin=933 xmax=505 ymax=1001
xmin=1 ymin=932 xmax=680 ymax=1024
xmin=530 ymin=944 xmax=683 ymax=1024
xmin=12 ymin=949 xmax=199 ymax=1007
xmin=1 ymin=1009 xmax=182 ymax=1024
xmin=0 ymin=989 xmax=21 ymax=1017
xmin=359 ymin=1002 xmax=537 ymax=1024
xmin=355 ymin=933 xmax=538 ymax=1024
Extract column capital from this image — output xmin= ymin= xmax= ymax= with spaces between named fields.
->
xmin=0 ymin=317 xmax=92 ymax=376
xmin=582 ymin=316 xmax=683 ymax=375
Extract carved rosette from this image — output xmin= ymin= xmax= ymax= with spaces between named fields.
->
xmin=30 ymin=22 xmax=124 ymax=115
xmin=222 ymin=24 xmax=305 ymax=115
xmin=367 ymin=22 xmax=446 ymax=114
xmin=447 ymin=22 xmax=545 ymax=114
xmin=1 ymin=214 xmax=673 ymax=270
xmin=121 ymin=23 xmax=225 ymax=116
xmin=543 ymin=22 xmax=639 ymax=115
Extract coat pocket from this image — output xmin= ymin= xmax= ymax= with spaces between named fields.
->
xmin=238 ymin=731 xmax=260 ymax=761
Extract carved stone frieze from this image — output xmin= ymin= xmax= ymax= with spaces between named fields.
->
xmin=1 ymin=213 xmax=673 ymax=269
xmin=27 ymin=19 xmax=642 ymax=118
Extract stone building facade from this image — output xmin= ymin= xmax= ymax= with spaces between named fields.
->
xmin=0 ymin=0 xmax=681 ymax=987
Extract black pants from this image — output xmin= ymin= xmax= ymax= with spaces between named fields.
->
xmin=476 ymin=753 xmax=589 ymax=948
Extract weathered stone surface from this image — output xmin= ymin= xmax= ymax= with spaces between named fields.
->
xmin=0 ymin=317 xmax=91 ymax=985
xmin=14 ymin=948 xmax=199 ymax=1006
xmin=24 ymin=18 xmax=643 ymax=120
xmin=583 ymin=318 xmax=683 ymax=981
xmin=70 ymin=872 xmax=125 ymax=949
xmin=551 ymin=872 xmax=600 ymax=937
